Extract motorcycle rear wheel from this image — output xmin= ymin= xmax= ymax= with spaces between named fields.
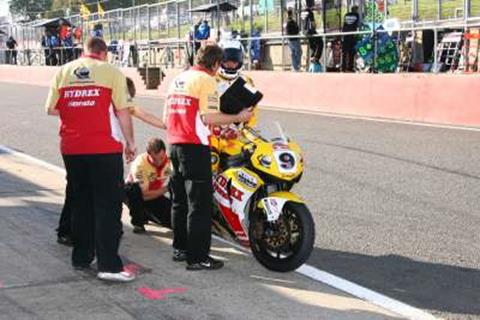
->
xmin=249 ymin=202 xmax=315 ymax=272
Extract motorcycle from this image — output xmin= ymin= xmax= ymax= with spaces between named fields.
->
xmin=210 ymin=124 xmax=315 ymax=272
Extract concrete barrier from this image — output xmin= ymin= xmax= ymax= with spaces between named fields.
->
xmin=1 ymin=65 xmax=479 ymax=127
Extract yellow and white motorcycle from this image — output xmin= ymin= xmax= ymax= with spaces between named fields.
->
xmin=211 ymin=124 xmax=315 ymax=272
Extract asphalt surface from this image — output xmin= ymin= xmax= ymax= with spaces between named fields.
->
xmin=0 ymin=82 xmax=479 ymax=319
xmin=0 ymin=151 xmax=400 ymax=320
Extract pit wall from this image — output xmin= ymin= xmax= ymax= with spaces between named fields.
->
xmin=1 ymin=65 xmax=478 ymax=127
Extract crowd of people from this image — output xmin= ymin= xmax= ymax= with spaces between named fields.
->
xmin=185 ymin=19 xmax=264 ymax=70
xmin=40 ymin=23 xmax=84 ymax=66
xmin=46 ymin=35 xmax=255 ymax=282
xmin=285 ymin=5 xmax=360 ymax=73
xmin=0 ymin=5 xmax=372 ymax=72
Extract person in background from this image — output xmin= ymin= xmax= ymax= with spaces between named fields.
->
xmin=342 ymin=5 xmax=360 ymax=72
xmin=41 ymin=31 xmax=51 ymax=65
xmin=196 ymin=20 xmax=211 ymax=42
xmin=48 ymin=32 xmax=60 ymax=66
xmin=92 ymin=23 xmax=104 ymax=38
xmin=63 ymin=27 xmax=74 ymax=63
xmin=6 ymin=36 xmax=18 ymax=65
xmin=303 ymin=8 xmax=323 ymax=69
xmin=72 ymin=27 xmax=83 ymax=59
xmin=284 ymin=9 xmax=302 ymax=71
xmin=250 ymin=26 xmax=262 ymax=70
xmin=192 ymin=18 xmax=203 ymax=55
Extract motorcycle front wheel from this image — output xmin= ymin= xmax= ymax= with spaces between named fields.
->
xmin=249 ymin=202 xmax=315 ymax=272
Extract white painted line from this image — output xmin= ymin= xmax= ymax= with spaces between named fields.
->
xmin=259 ymin=105 xmax=480 ymax=133
xmin=0 ymin=145 xmax=441 ymax=320
xmin=296 ymin=265 xmax=441 ymax=320
xmin=0 ymin=145 xmax=66 ymax=175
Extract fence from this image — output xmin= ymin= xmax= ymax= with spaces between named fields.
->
xmin=3 ymin=0 xmax=480 ymax=51
xmin=2 ymin=18 xmax=480 ymax=74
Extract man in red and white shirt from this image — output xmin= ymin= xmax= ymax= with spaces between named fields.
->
xmin=125 ymin=138 xmax=172 ymax=233
xmin=164 ymin=44 xmax=252 ymax=270
xmin=45 ymin=37 xmax=136 ymax=282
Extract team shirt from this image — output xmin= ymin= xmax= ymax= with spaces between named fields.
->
xmin=127 ymin=153 xmax=172 ymax=191
xmin=44 ymin=54 xmax=129 ymax=155
xmin=164 ymin=66 xmax=218 ymax=146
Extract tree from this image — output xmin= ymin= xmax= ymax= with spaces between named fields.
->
xmin=9 ymin=0 xmax=53 ymax=21
xmin=49 ymin=0 xmax=72 ymax=17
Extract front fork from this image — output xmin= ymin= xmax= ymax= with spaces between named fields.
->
xmin=249 ymin=187 xmax=305 ymax=241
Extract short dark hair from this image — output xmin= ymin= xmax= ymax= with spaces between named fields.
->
xmin=146 ymin=138 xmax=166 ymax=155
xmin=126 ymin=77 xmax=136 ymax=98
xmin=86 ymin=37 xmax=107 ymax=54
xmin=195 ymin=44 xmax=224 ymax=71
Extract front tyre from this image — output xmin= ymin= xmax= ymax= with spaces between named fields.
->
xmin=249 ymin=202 xmax=315 ymax=272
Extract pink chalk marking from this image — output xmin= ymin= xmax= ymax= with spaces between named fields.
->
xmin=0 ymin=281 xmax=3 ymax=288
xmin=138 ymin=287 xmax=188 ymax=300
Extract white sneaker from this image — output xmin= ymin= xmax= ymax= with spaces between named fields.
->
xmin=97 ymin=270 xmax=136 ymax=282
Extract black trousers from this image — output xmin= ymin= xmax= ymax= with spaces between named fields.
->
xmin=124 ymin=182 xmax=172 ymax=228
xmin=63 ymin=153 xmax=124 ymax=273
xmin=342 ymin=36 xmax=356 ymax=72
xmin=170 ymin=144 xmax=213 ymax=264
xmin=57 ymin=182 xmax=72 ymax=237
xmin=308 ymin=36 xmax=324 ymax=62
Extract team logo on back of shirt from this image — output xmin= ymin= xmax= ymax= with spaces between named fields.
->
xmin=74 ymin=67 xmax=90 ymax=80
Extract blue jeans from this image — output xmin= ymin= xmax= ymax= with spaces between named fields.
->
xmin=289 ymin=39 xmax=302 ymax=71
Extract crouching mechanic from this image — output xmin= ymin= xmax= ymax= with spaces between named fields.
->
xmin=125 ymin=138 xmax=172 ymax=233
xmin=211 ymin=39 xmax=259 ymax=172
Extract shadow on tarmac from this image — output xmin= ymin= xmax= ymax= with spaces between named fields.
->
xmin=0 ymin=168 xmax=403 ymax=319
xmin=308 ymin=248 xmax=480 ymax=318
xmin=0 ymin=168 xmax=63 ymax=198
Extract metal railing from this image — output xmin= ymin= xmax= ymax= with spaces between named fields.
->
xmin=1 ymin=20 xmax=479 ymax=74
xmin=3 ymin=0 xmax=480 ymax=53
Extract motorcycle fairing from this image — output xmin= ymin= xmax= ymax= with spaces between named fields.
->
xmin=213 ymin=168 xmax=264 ymax=243
xmin=257 ymin=191 xmax=305 ymax=222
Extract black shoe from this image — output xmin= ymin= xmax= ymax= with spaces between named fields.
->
xmin=132 ymin=225 xmax=146 ymax=234
xmin=73 ymin=263 xmax=91 ymax=271
xmin=172 ymin=249 xmax=187 ymax=262
xmin=186 ymin=256 xmax=224 ymax=271
xmin=57 ymin=235 xmax=73 ymax=247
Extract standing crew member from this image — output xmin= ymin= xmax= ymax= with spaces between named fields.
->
xmin=164 ymin=44 xmax=253 ymax=270
xmin=55 ymin=76 xmax=166 ymax=245
xmin=45 ymin=37 xmax=136 ymax=282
